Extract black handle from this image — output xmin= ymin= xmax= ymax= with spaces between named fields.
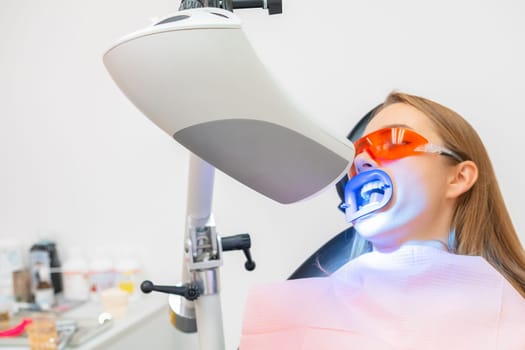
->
xmin=221 ymin=234 xmax=256 ymax=271
xmin=140 ymin=280 xmax=201 ymax=301
xmin=232 ymin=0 xmax=282 ymax=15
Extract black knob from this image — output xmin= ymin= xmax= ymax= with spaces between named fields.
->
xmin=185 ymin=284 xmax=201 ymax=300
xmin=245 ymin=260 xmax=256 ymax=271
xmin=267 ymin=0 xmax=282 ymax=15
xmin=141 ymin=280 xmax=155 ymax=293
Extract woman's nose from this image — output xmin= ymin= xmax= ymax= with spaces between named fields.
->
xmin=352 ymin=151 xmax=379 ymax=175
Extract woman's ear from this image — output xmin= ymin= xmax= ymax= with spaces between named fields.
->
xmin=446 ymin=160 xmax=478 ymax=199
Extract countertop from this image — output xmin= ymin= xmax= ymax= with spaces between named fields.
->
xmin=0 ymin=295 xmax=170 ymax=350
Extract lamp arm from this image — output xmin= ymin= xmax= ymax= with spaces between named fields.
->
xmin=182 ymin=153 xmax=216 ymax=283
xmin=140 ymin=153 xmax=256 ymax=349
xmin=184 ymin=154 xmax=225 ymax=350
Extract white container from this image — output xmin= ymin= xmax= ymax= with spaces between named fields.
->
xmin=115 ymin=257 xmax=141 ymax=299
xmin=101 ymin=287 xmax=129 ymax=318
xmin=62 ymin=252 xmax=90 ymax=301
xmin=0 ymin=240 xmax=24 ymax=314
xmin=88 ymin=251 xmax=115 ymax=301
xmin=34 ymin=287 xmax=55 ymax=309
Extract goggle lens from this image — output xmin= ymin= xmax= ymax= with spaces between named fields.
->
xmin=349 ymin=127 xmax=431 ymax=176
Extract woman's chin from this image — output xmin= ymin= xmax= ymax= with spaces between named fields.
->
xmin=353 ymin=210 xmax=407 ymax=249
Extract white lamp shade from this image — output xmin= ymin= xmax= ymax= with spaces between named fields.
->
xmin=103 ymin=8 xmax=355 ymax=204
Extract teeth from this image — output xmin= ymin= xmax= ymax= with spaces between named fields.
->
xmin=360 ymin=181 xmax=386 ymax=201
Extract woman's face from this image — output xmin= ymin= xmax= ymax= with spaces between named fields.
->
xmin=351 ymin=103 xmax=455 ymax=251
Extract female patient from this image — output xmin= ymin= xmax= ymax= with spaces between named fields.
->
xmin=240 ymin=92 xmax=525 ymax=349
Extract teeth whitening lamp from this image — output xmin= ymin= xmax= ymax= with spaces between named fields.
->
xmin=103 ymin=1 xmax=361 ymax=349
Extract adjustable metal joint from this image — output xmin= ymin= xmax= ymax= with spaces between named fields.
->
xmin=186 ymin=219 xmax=222 ymax=271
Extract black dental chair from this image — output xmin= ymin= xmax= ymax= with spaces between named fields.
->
xmin=288 ymin=104 xmax=382 ymax=279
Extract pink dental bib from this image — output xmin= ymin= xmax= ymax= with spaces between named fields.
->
xmin=240 ymin=245 xmax=525 ymax=349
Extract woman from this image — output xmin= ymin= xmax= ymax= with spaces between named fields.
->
xmin=240 ymin=92 xmax=525 ymax=349
xmin=346 ymin=92 xmax=525 ymax=294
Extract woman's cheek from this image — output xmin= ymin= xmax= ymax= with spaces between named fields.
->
xmin=354 ymin=162 xmax=430 ymax=239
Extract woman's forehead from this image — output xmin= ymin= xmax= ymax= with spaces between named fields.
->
xmin=364 ymin=103 xmax=442 ymax=143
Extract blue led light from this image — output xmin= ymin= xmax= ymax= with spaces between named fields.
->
xmin=343 ymin=169 xmax=394 ymax=223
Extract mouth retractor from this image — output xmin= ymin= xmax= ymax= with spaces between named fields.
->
xmin=341 ymin=169 xmax=393 ymax=223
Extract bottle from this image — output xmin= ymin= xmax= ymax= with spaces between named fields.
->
xmin=29 ymin=240 xmax=63 ymax=300
xmin=62 ymin=248 xmax=90 ymax=301
xmin=88 ymin=247 xmax=115 ymax=301
xmin=0 ymin=240 xmax=24 ymax=318
xmin=34 ymin=275 xmax=55 ymax=309
xmin=115 ymin=255 xmax=141 ymax=300
xmin=12 ymin=269 xmax=31 ymax=302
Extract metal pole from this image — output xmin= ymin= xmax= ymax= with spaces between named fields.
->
xmin=183 ymin=154 xmax=225 ymax=350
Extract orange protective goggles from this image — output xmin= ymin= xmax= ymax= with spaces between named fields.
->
xmin=350 ymin=127 xmax=463 ymax=176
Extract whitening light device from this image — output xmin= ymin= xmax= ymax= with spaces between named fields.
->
xmin=103 ymin=7 xmax=354 ymax=204
xmin=103 ymin=4 xmax=355 ymax=350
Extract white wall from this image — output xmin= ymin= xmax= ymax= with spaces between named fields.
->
xmin=1 ymin=0 xmax=524 ymax=349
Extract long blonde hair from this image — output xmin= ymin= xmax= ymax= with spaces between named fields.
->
xmin=378 ymin=92 xmax=525 ymax=297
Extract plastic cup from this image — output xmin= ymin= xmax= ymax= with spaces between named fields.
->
xmin=101 ymin=287 xmax=128 ymax=319
xmin=25 ymin=316 xmax=58 ymax=350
